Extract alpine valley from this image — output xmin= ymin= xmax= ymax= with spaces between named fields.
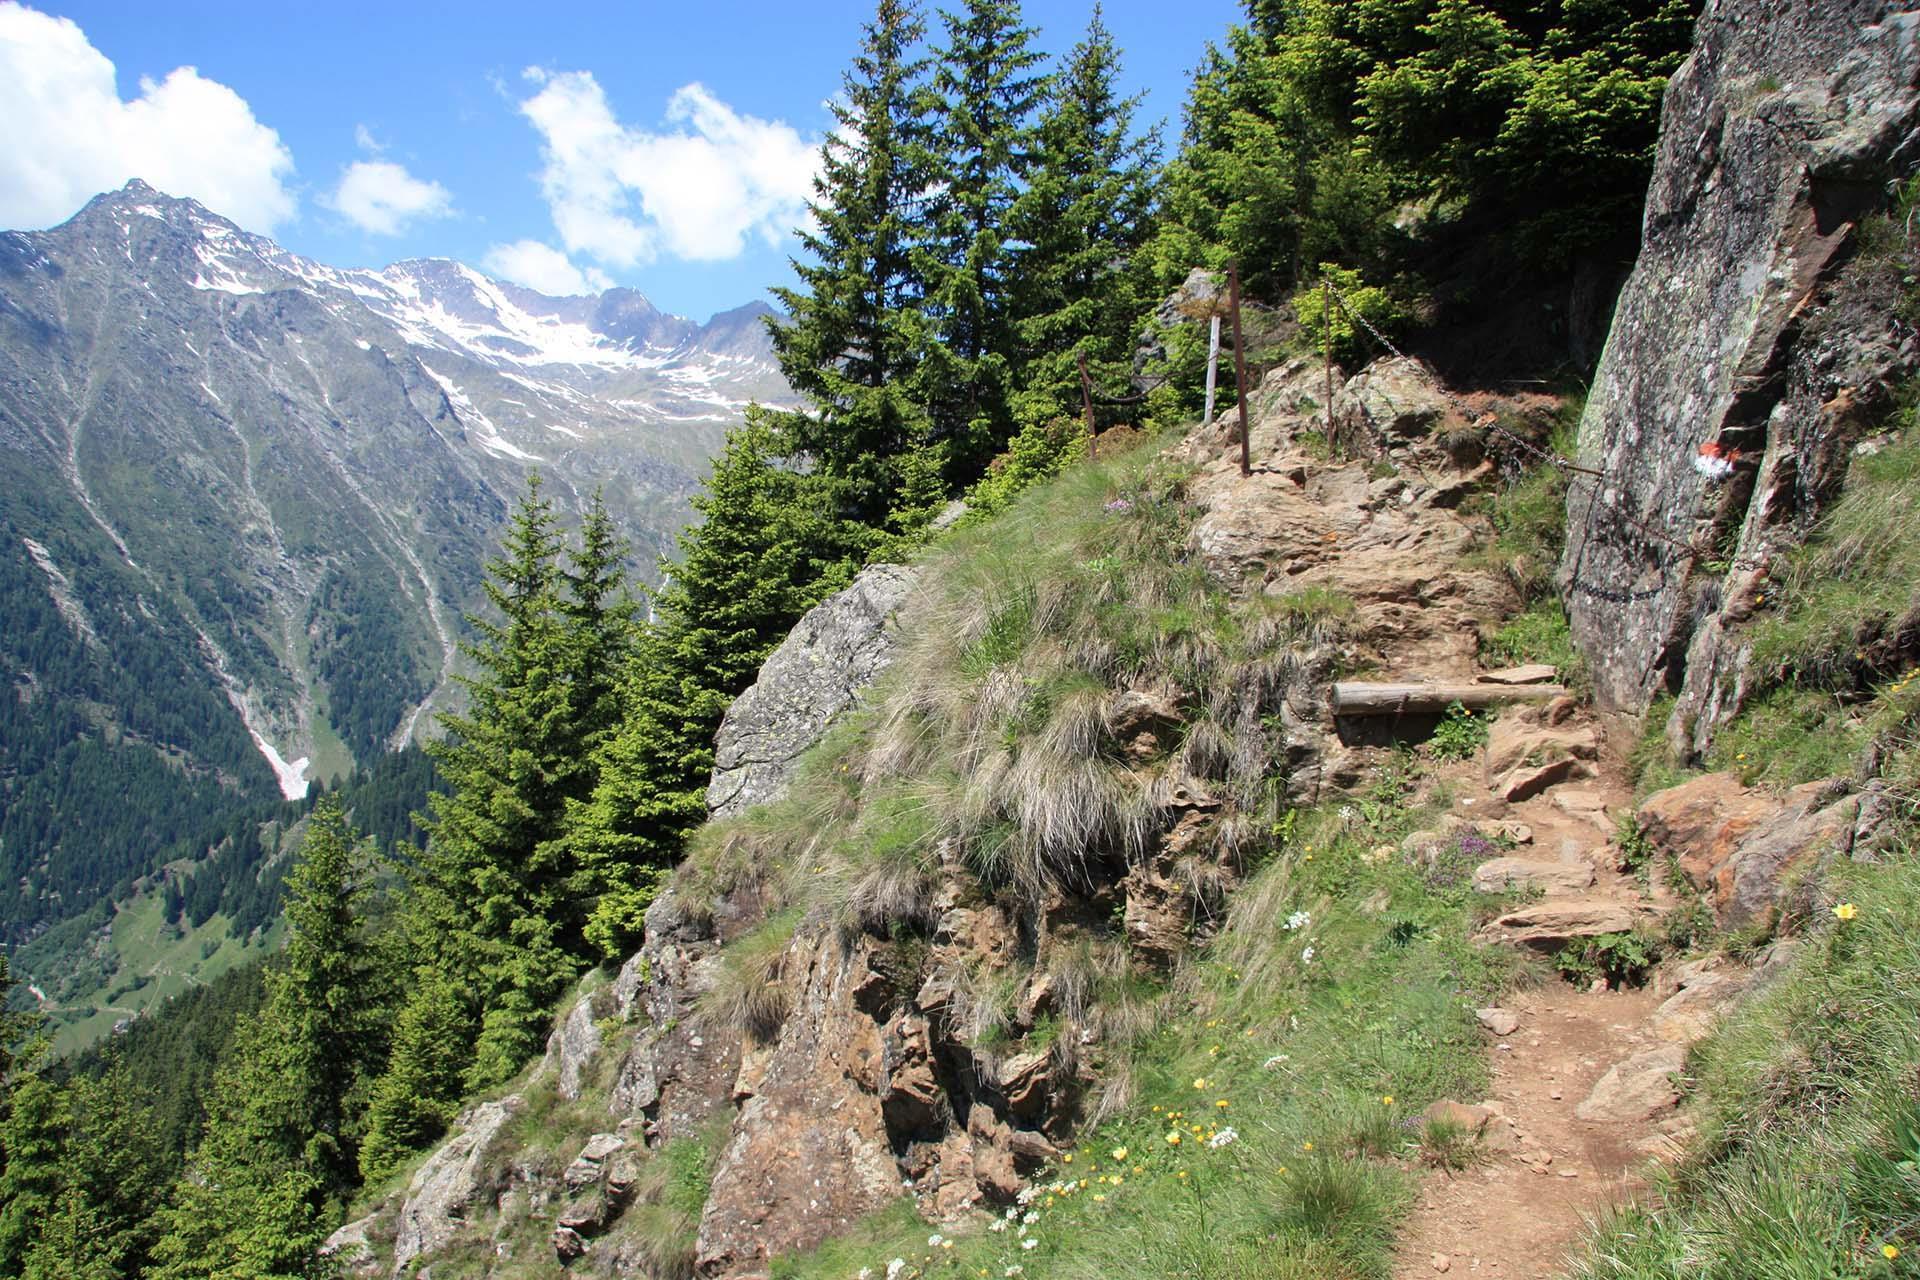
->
xmin=0 ymin=179 xmax=791 ymax=1035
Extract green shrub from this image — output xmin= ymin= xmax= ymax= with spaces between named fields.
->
xmin=1427 ymin=701 xmax=1488 ymax=761
xmin=1291 ymin=264 xmax=1403 ymax=365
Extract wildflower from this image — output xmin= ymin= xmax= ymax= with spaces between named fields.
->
xmin=1062 ymin=1154 xmax=1073 ymax=1164
xmin=1885 ymin=1244 xmax=1901 ymax=1260
xmin=1166 ymin=1132 xmax=1182 ymax=1145
xmin=1302 ymin=945 xmax=1316 ymax=964
xmin=1112 ymin=1174 xmax=1125 ymax=1186
xmin=1193 ymin=1077 xmax=1209 ymax=1090
xmin=1093 ymin=1193 xmax=1106 ymax=1202
xmin=1022 ymin=1212 xmax=1038 ymax=1226
xmin=1208 ymin=1044 xmax=1220 ymax=1056
xmin=888 ymin=1261 xmax=907 ymax=1280
xmin=1835 ymin=902 xmax=1859 ymax=921
xmin=1382 ymin=1095 xmax=1394 ymax=1106
xmin=1022 ymin=1238 xmax=1039 ymax=1251
xmin=1263 ymin=1054 xmax=1290 ymax=1069
xmin=941 ymin=1241 xmax=955 ymax=1251
xmin=929 ymin=1235 xmax=946 ymax=1248
xmin=1338 ymin=805 xmax=1355 ymax=823
xmin=1111 ymin=1145 xmax=1128 ymax=1161
xmin=1005 ymin=1269 xmax=1025 ymax=1278
xmin=1177 ymin=1169 xmax=1189 ymax=1179
xmin=1285 ymin=910 xmax=1312 ymax=931
xmin=1302 ymin=1141 xmax=1314 ymax=1152
xmin=1132 ymin=1165 xmax=1144 ymax=1174
xmin=1209 ymin=1126 xmax=1239 ymax=1149
xmin=989 ymin=1219 xmax=1008 ymax=1233
xmin=1216 ymin=1099 xmax=1230 ymax=1109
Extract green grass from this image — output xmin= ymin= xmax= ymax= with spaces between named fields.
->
xmin=1567 ymin=763 xmax=1920 ymax=1279
xmin=34 ymin=887 xmax=278 ymax=1056
xmin=1479 ymin=599 xmax=1586 ymax=688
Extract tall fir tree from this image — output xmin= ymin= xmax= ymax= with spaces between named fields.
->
xmin=919 ymin=0 xmax=1047 ymax=482
xmin=768 ymin=0 xmax=940 ymax=532
xmin=149 ymin=799 xmax=379 ymax=1279
xmin=1008 ymin=5 xmax=1162 ymax=423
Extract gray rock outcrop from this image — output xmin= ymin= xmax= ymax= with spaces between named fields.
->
xmin=1562 ymin=1 xmax=1920 ymax=724
xmin=706 ymin=564 xmax=920 ymax=817
xmin=390 ymin=1095 xmax=523 ymax=1275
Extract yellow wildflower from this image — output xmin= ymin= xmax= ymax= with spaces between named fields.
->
xmin=1382 ymin=1095 xmax=1394 ymax=1106
xmin=1166 ymin=1132 xmax=1182 ymax=1145
xmin=1884 ymin=1244 xmax=1901 ymax=1260
xmin=1063 ymin=1154 xmax=1073 ymax=1164
xmin=1111 ymin=1146 xmax=1128 ymax=1161
xmin=1302 ymin=1141 xmax=1313 ymax=1152
xmin=1835 ymin=902 xmax=1859 ymax=921
xmin=1193 ymin=1077 xmax=1208 ymax=1090
xmin=1216 ymin=1099 xmax=1230 ymax=1109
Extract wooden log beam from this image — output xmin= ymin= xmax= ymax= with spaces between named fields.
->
xmin=1332 ymin=681 xmax=1568 ymax=716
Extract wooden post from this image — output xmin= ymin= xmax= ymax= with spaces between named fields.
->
xmin=1228 ymin=262 xmax=1250 ymax=477
xmin=1323 ymin=277 xmax=1336 ymax=457
xmin=1202 ymin=312 xmax=1222 ymax=427
xmin=1077 ymin=350 xmax=1096 ymax=459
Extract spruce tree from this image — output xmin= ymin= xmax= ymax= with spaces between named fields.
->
xmin=411 ymin=474 xmax=587 ymax=1087
xmin=920 ymin=0 xmax=1047 ymax=482
xmin=768 ymin=0 xmax=938 ymax=531
xmin=356 ymin=970 xmax=472 ymax=1184
xmin=1009 ymin=5 xmax=1162 ymax=423
xmin=0 ymin=1075 xmax=64 ymax=1277
xmin=149 ymin=799 xmax=378 ymax=1279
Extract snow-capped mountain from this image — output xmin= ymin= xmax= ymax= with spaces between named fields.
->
xmin=0 ymin=179 xmax=793 ymax=944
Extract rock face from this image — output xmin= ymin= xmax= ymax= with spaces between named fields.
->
xmin=1637 ymin=772 xmax=1858 ymax=925
xmin=390 ymin=1095 xmax=523 ymax=1274
xmin=1562 ymin=1 xmax=1920 ymax=729
xmin=706 ymin=564 xmax=920 ymax=818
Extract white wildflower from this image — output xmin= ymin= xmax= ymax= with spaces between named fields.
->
xmin=1006 ymin=1268 xmax=1025 ymax=1277
xmin=1022 ymin=1211 xmax=1038 ymax=1226
xmin=1338 ymin=805 xmax=1355 ymax=823
xmin=989 ymin=1218 xmax=1009 ymax=1233
xmin=887 ymin=1261 xmax=906 ymax=1280
xmin=1262 ymin=1053 xmax=1290 ymax=1069
xmin=1208 ymin=1126 xmax=1240 ymax=1149
xmin=1022 ymin=1238 xmax=1040 ymax=1250
xmin=1005 ymin=1207 xmax=1019 ymax=1220
xmin=928 ymin=1234 xmax=945 ymax=1248
xmin=1302 ymin=945 xmax=1315 ymax=963
xmin=1285 ymin=910 xmax=1311 ymax=931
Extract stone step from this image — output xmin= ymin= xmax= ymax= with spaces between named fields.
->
xmin=1470 ymin=857 xmax=1597 ymax=895
xmin=1483 ymin=898 xmax=1637 ymax=950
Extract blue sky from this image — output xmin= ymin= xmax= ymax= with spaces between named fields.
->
xmin=0 ymin=1 xmax=1242 ymax=320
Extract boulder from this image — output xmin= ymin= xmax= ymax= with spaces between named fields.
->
xmin=1485 ymin=720 xmax=1598 ymax=778
xmin=607 ymin=891 xmax=741 ymax=1144
xmin=706 ymin=564 xmax=919 ymax=818
xmin=1471 ymin=857 xmax=1596 ymax=895
xmin=562 ymin=1133 xmax=625 ymax=1190
xmin=1575 ymin=1045 xmax=1688 ymax=1123
xmin=390 ymin=1095 xmax=523 ymax=1274
xmin=541 ymin=986 xmax=603 ymax=1103
xmin=1648 ymin=967 xmax=1749 ymax=1044
xmin=1476 ymin=1007 xmax=1521 ymax=1036
xmin=320 ymin=1214 xmax=383 ymax=1279
xmin=1640 ymin=774 xmax=1857 ymax=925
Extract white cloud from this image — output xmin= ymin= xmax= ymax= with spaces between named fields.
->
xmin=353 ymin=122 xmax=385 ymax=154
xmin=481 ymin=239 xmax=610 ymax=296
xmin=0 ymin=2 xmax=296 ymax=231
xmin=328 ymin=159 xmax=453 ymax=236
xmin=514 ymin=69 xmax=817 ymax=267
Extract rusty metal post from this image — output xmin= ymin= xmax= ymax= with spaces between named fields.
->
xmin=1228 ymin=262 xmax=1251 ymax=477
xmin=1077 ymin=349 xmax=1096 ymax=459
xmin=1323 ymin=277 xmax=1336 ymax=456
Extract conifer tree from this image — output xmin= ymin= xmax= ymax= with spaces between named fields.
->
xmin=1009 ymin=5 xmax=1162 ymax=422
xmin=409 ymin=474 xmax=591 ymax=1087
xmin=0 ymin=1075 xmax=64 ymax=1277
xmin=768 ymin=0 xmax=938 ymax=531
xmin=356 ymin=970 xmax=471 ymax=1184
xmin=920 ymin=0 xmax=1047 ymax=481
xmin=149 ymin=799 xmax=377 ymax=1279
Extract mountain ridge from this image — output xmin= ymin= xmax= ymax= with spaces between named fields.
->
xmin=0 ymin=177 xmax=791 ymax=958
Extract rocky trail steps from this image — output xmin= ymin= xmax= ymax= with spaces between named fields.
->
xmin=1176 ymin=352 xmax=1771 ymax=1278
